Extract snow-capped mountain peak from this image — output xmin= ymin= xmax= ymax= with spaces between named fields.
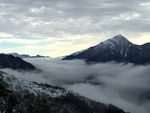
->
xmin=101 ymin=35 xmax=131 ymax=46
xmin=95 ymin=35 xmax=132 ymax=51
xmin=63 ymin=35 xmax=150 ymax=64
xmin=111 ymin=34 xmax=127 ymax=40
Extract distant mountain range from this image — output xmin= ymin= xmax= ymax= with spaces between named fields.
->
xmin=8 ymin=53 xmax=50 ymax=59
xmin=0 ymin=54 xmax=36 ymax=70
xmin=0 ymin=71 xmax=127 ymax=113
xmin=63 ymin=35 xmax=150 ymax=65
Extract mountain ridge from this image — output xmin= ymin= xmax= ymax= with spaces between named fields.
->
xmin=0 ymin=54 xmax=36 ymax=70
xmin=7 ymin=53 xmax=50 ymax=59
xmin=63 ymin=35 xmax=150 ymax=64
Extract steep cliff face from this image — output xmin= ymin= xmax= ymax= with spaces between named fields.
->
xmin=0 ymin=72 xmax=128 ymax=113
xmin=63 ymin=35 xmax=150 ymax=65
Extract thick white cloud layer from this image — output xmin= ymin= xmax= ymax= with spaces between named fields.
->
xmin=1 ymin=58 xmax=150 ymax=113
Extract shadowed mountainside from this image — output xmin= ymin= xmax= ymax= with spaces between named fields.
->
xmin=0 ymin=54 xmax=36 ymax=70
xmin=63 ymin=35 xmax=150 ymax=65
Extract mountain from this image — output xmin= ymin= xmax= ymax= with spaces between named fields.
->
xmin=63 ymin=35 xmax=150 ymax=64
xmin=0 ymin=72 xmax=128 ymax=113
xmin=0 ymin=54 xmax=36 ymax=70
xmin=31 ymin=54 xmax=50 ymax=58
xmin=9 ymin=53 xmax=30 ymax=58
xmin=8 ymin=53 xmax=50 ymax=58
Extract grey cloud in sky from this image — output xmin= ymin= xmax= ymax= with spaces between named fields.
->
xmin=0 ymin=0 xmax=150 ymax=37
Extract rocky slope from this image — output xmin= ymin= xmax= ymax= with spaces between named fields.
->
xmin=63 ymin=35 xmax=150 ymax=65
xmin=0 ymin=72 xmax=128 ymax=113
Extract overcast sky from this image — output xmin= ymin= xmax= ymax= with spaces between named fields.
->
xmin=0 ymin=0 xmax=150 ymax=57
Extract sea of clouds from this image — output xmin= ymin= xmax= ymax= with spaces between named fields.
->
xmin=2 ymin=58 xmax=150 ymax=113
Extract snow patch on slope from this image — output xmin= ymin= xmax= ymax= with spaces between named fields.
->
xmin=3 ymin=74 xmax=68 ymax=97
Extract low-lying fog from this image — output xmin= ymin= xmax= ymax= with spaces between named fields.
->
xmin=2 ymin=58 xmax=150 ymax=113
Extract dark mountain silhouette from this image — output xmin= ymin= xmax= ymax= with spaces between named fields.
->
xmin=0 ymin=54 xmax=36 ymax=70
xmin=63 ymin=35 xmax=150 ymax=64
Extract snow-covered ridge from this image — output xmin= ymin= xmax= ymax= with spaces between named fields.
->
xmin=63 ymin=34 xmax=150 ymax=64
xmin=70 ymin=50 xmax=84 ymax=56
xmin=3 ymin=74 xmax=68 ymax=97
xmin=94 ymin=35 xmax=132 ymax=52
xmin=6 ymin=53 xmax=50 ymax=59
xmin=98 ymin=35 xmax=131 ymax=47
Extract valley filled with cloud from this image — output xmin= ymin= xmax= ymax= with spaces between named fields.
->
xmin=2 ymin=58 xmax=150 ymax=113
